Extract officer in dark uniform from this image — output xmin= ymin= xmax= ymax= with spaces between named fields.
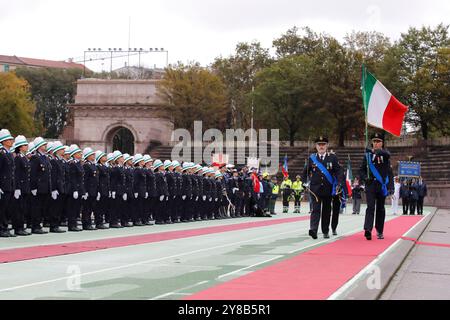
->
xmin=180 ymin=162 xmax=193 ymax=222
xmin=173 ymin=161 xmax=185 ymax=222
xmin=11 ymin=135 xmax=31 ymax=236
xmin=164 ymin=160 xmax=177 ymax=223
xmin=60 ymin=146 xmax=71 ymax=227
xmin=48 ymin=141 xmax=67 ymax=233
xmin=189 ymin=164 xmax=200 ymax=222
xmin=66 ymin=144 xmax=84 ymax=232
xmin=30 ymin=137 xmax=52 ymax=234
xmin=359 ymin=132 xmax=394 ymax=240
xmin=154 ymin=159 xmax=169 ymax=224
xmin=94 ymin=151 xmax=110 ymax=229
xmin=417 ymin=177 xmax=427 ymax=215
xmin=131 ymin=154 xmax=146 ymax=226
xmin=192 ymin=164 xmax=203 ymax=221
xmin=81 ymin=148 xmax=99 ymax=230
xmin=400 ymin=179 xmax=410 ymax=215
xmin=0 ymin=129 xmax=17 ymax=237
xmin=228 ymin=169 xmax=241 ymax=218
xmin=109 ymin=151 xmax=126 ymax=228
xmin=302 ymin=136 xmax=343 ymax=239
xmin=143 ymin=155 xmax=156 ymax=224
xmin=122 ymin=154 xmax=134 ymax=227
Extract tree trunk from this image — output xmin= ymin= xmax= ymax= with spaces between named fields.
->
xmin=421 ymin=120 xmax=428 ymax=140
xmin=338 ymin=129 xmax=346 ymax=147
xmin=289 ymin=129 xmax=296 ymax=147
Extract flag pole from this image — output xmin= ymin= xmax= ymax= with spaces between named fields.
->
xmin=362 ymin=64 xmax=370 ymax=180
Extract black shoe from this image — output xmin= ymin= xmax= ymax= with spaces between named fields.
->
xmin=43 ymin=223 xmax=50 ymax=228
xmin=110 ymin=224 xmax=123 ymax=229
xmin=165 ymin=220 xmax=174 ymax=224
xmin=60 ymin=221 xmax=68 ymax=227
xmin=32 ymin=228 xmax=48 ymax=234
xmin=0 ymin=230 xmax=12 ymax=237
xmin=96 ymin=224 xmax=109 ymax=230
xmin=364 ymin=230 xmax=372 ymax=240
xmin=332 ymin=230 xmax=337 ymax=236
xmin=15 ymin=229 xmax=32 ymax=236
xmin=134 ymin=222 xmax=145 ymax=227
xmin=83 ymin=225 xmax=97 ymax=231
xmin=50 ymin=227 xmax=66 ymax=233
xmin=68 ymin=226 xmax=83 ymax=232
xmin=324 ymin=233 xmax=330 ymax=239
xmin=155 ymin=221 xmax=166 ymax=225
xmin=309 ymin=230 xmax=318 ymax=240
xmin=377 ymin=233 xmax=384 ymax=240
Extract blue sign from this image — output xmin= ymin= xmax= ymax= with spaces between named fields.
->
xmin=398 ymin=161 xmax=421 ymax=177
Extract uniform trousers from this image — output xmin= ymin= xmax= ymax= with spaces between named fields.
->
xmin=0 ymin=192 xmax=12 ymax=231
xmin=310 ymin=195 xmax=332 ymax=235
xmin=31 ymin=193 xmax=50 ymax=230
xmin=66 ymin=196 xmax=82 ymax=229
xmin=12 ymin=194 xmax=29 ymax=231
xmin=364 ymin=186 xmax=387 ymax=234
xmin=331 ymin=195 xmax=341 ymax=232
xmin=417 ymin=197 xmax=424 ymax=215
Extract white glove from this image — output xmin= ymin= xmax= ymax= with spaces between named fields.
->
xmin=97 ymin=193 xmax=101 ymax=201
xmin=112 ymin=191 xmax=116 ymax=199
xmin=134 ymin=193 xmax=138 ymax=199
xmin=14 ymin=189 xmax=21 ymax=199
xmin=233 ymin=188 xmax=238 ymax=194
xmin=73 ymin=191 xmax=79 ymax=199
xmin=209 ymin=197 xmax=213 ymax=202
xmin=51 ymin=190 xmax=58 ymax=200
xmin=109 ymin=191 xmax=112 ymax=198
xmin=203 ymin=196 xmax=206 ymax=201
xmin=215 ymin=198 xmax=219 ymax=202
xmin=173 ymin=196 xmax=176 ymax=199
xmin=82 ymin=193 xmax=88 ymax=200
xmin=159 ymin=195 xmax=164 ymax=201
xmin=123 ymin=193 xmax=128 ymax=201
xmin=145 ymin=192 xmax=148 ymax=199
xmin=196 ymin=196 xmax=199 ymax=201
xmin=0 ymin=188 xmax=2 ymax=200
xmin=182 ymin=195 xmax=186 ymax=200
xmin=31 ymin=189 xmax=37 ymax=196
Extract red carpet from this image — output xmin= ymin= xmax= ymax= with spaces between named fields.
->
xmin=186 ymin=216 xmax=423 ymax=300
xmin=0 ymin=216 xmax=309 ymax=264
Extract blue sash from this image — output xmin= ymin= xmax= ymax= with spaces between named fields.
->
xmin=310 ymin=154 xmax=337 ymax=196
xmin=366 ymin=152 xmax=389 ymax=197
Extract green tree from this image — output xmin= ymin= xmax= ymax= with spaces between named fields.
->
xmin=252 ymin=55 xmax=326 ymax=146
xmin=158 ymin=62 xmax=228 ymax=133
xmin=0 ymin=72 xmax=37 ymax=136
xmin=272 ymin=26 xmax=324 ymax=58
xmin=212 ymin=42 xmax=273 ymax=129
xmin=380 ymin=24 xmax=450 ymax=139
xmin=14 ymin=67 xmax=84 ymax=138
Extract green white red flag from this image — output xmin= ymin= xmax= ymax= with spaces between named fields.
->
xmin=362 ymin=66 xmax=408 ymax=137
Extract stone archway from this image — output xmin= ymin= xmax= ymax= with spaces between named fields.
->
xmin=62 ymin=79 xmax=174 ymax=154
xmin=106 ymin=126 xmax=135 ymax=154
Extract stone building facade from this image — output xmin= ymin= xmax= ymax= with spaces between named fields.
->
xmin=61 ymin=79 xmax=173 ymax=154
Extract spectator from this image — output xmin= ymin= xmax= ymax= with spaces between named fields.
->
xmin=391 ymin=176 xmax=401 ymax=215
xmin=351 ymin=177 xmax=363 ymax=215
xmin=416 ymin=177 xmax=427 ymax=215
xmin=400 ymin=179 xmax=410 ymax=215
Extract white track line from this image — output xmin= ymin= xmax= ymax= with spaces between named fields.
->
xmin=0 ymin=227 xmax=306 ymax=293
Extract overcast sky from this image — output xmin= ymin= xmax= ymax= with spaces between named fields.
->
xmin=1 ymin=0 xmax=449 ymax=72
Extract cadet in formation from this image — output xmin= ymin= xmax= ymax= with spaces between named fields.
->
xmin=0 ymin=128 xmax=275 ymax=238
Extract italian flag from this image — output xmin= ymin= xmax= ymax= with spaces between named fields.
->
xmin=362 ymin=66 xmax=408 ymax=136
xmin=346 ymin=156 xmax=353 ymax=198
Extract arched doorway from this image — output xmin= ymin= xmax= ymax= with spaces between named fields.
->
xmin=109 ymin=127 xmax=135 ymax=154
